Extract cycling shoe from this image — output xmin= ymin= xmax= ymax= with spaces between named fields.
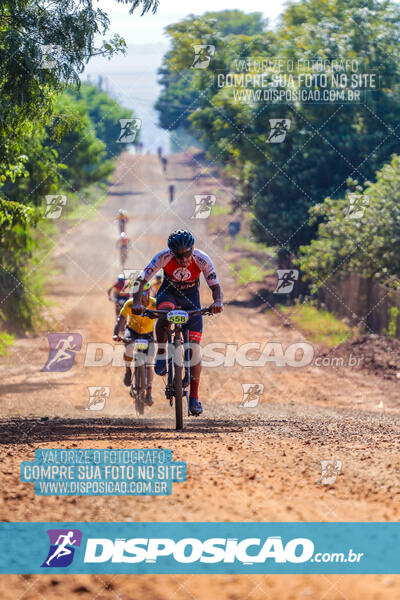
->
xmin=145 ymin=389 xmax=154 ymax=406
xmin=155 ymin=358 xmax=167 ymax=376
xmin=189 ymin=397 xmax=203 ymax=416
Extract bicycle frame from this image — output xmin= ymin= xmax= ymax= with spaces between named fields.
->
xmin=142 ymin=306 xmax=212 ymax=429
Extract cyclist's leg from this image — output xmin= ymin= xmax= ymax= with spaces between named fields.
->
xmin=144 ymin=332 xmax=155 ymax=405
xmin=186 ymin=330 xmax=203 ymax=415
xmin=115 ymin=296 xmax=122 ymax=318
xmin=181 ymin=289 xmax=203 ymax=415
xmin=154 ymin=283 xmax=176 ymax=376
xmin=122 ymin=327 xmax=135 ymax=386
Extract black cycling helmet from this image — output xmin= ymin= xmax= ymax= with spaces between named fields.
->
xmin=167 ymin=229 xmax=195 ymax=253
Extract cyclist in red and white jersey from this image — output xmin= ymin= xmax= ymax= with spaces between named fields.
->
xmin=131 ymin=229 xmax=223 ymax=415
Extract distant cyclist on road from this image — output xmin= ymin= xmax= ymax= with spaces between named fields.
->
xmin=130 ymin=229 xmax=224 ymax=416
xmin=117 ymin=232 xmax=131 ymax=266
xmin=107 ymin=274 xmax=130 ymax=317
xmin=169 ymin=184 xmax=175 ymax=204
xmin=116 ymin=208 xmax=128 ymax=233
xmin=161 ymin=156 xmax=167 ymax=174
xmin=113 ymin=282 xmax=156 ymax=406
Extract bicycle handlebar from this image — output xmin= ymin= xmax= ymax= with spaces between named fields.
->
xmin=142 ymin=306 xmax=213 ymax=318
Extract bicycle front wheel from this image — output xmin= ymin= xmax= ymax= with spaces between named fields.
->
xmin=173 ymin=335 xmax=183 ymax=430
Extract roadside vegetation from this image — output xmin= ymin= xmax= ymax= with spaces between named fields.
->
xmin=280 ymin=303 xmax=353 ymax=347
xmin=0 ymin=0 xmax=158 ymax=351
xmin=156 ymin=2 xmax=400 ymax=337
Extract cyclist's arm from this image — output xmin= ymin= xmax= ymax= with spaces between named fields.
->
xmin=193 ymin=249 xmax=220 ymax=288
xmin=210 ymin=283 xmax=223 ymax=303
xmin=107 ymin=285 xmax=114 ymax=298
xmin=113 ymin=315 xmax=126 ymax=338
xmin=131 ymin=277 xmax=146 ymax=306
xmin=138 ymin=250 xmax=172 ymax=286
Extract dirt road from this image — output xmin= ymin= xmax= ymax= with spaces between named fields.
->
xmin=1 ymin=152 xmax=400 ymax=599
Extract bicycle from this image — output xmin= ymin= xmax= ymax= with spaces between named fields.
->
xmin=114 ymin=337 xmax=152 ymax=415
xmin=129 ymin=338 xmax=151 ymax=415
xmin=142 ymin=306 xmax=212 ymax=430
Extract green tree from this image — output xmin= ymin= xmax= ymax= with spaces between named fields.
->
xmin=298 ymin=155 xmax=400 ymax=290
xmin=155 ymin=11 xmax=269 ymax=133
xmin=74 ymin=83 xmax=133 ymax=160
xmin=0 ymin=0 xmax=159 ymax=334
xmin=0 ymin=0 xmax=156 ymax=173
xmin=156 ymin=0 xmax=400 ymax=251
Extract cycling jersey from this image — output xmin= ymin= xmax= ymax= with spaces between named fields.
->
xmin=118 ymin=214 xmax=128 ymax=221
xmin=140 ymin=249 xmax=219 ymax=287
xmin=112 ymin=281 xmax=128 ymax=297
xmin=120 ymin=297 xmax=156 ymax=334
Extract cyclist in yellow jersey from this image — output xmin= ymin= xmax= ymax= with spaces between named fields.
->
xmin=113 ymin=282 xmax=156 ymax=405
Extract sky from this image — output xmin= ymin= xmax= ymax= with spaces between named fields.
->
xmin=96 ymin=0 xmax=286 ymax=45
xmin=85 ymin=0 xmax=287 ymax=152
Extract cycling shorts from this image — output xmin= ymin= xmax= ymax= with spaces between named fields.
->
xmin=123 ymin=328 xmax=155 ymax=358
xmin=156 ymin=281 xmax=202 ymax=338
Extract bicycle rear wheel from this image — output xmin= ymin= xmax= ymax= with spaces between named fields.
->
xmin=134 ymin=363 xmax=146 ymax=415
xmin=173 ymin=335 xmax=183 ymax=430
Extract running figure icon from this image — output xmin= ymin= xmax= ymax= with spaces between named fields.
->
xmin=274 ymin=269 xmax=299 ymax=294
xmin=43 ymin=335 xmax=78 ymax=371
xmin=41 ymin=333 xmax=82 ymax=372
xmin=45 ymin=531 xmax=77 ymax=566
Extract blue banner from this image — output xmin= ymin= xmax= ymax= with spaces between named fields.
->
xmin=0 ymin=522 xmax=398 ymax=574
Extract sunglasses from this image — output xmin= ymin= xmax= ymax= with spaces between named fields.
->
xmin=173 ymin=249 xmax=193 ymax=259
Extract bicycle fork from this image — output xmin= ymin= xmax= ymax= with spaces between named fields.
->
xmin=165 ymin=331 xmax=174 ymax=406
xmin=165 ymin=329 xmax=191 ymax=415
